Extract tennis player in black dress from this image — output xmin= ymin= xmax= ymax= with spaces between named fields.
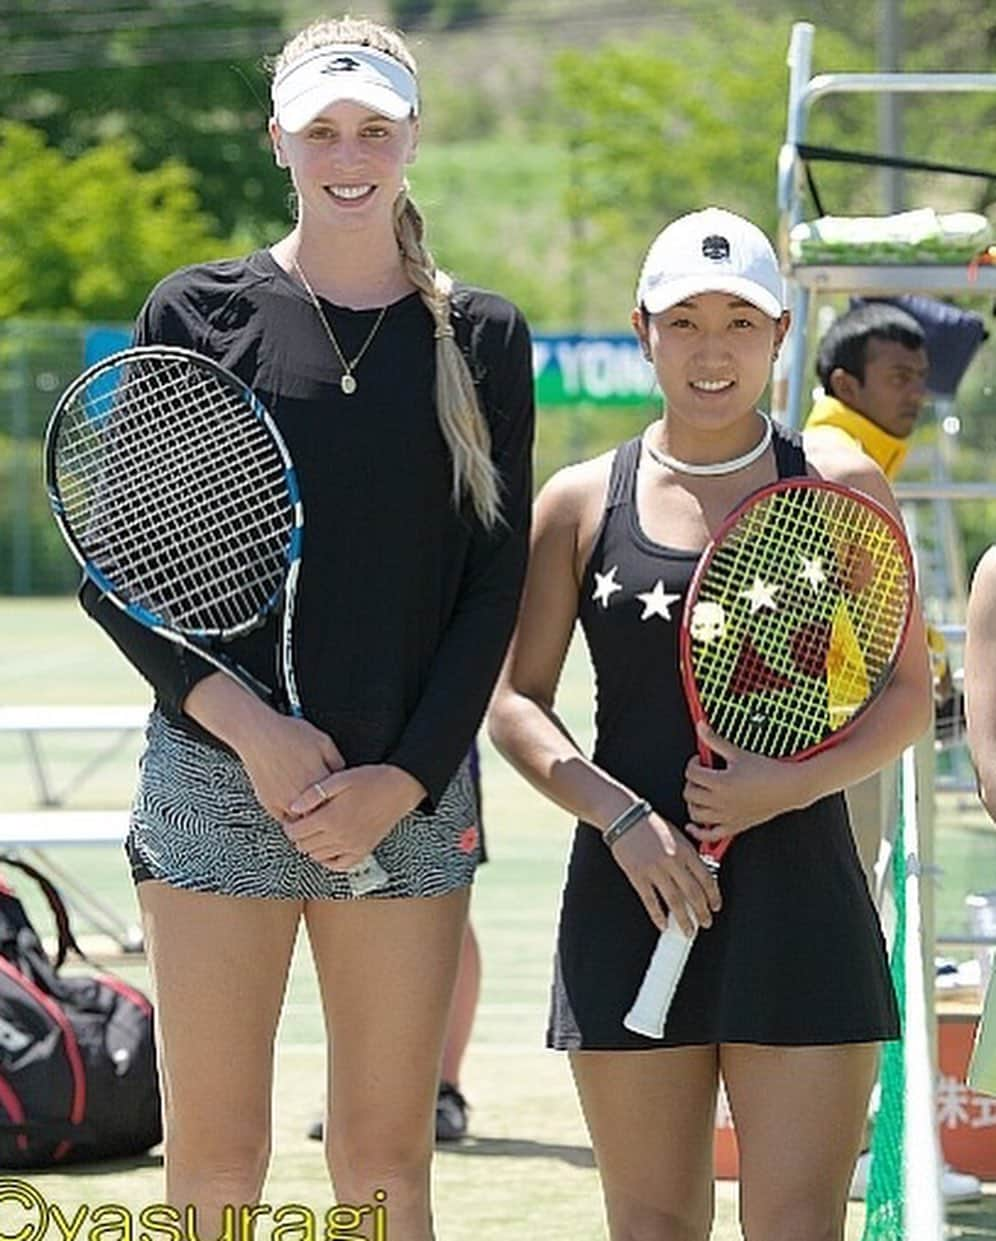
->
xmin=489 ymin=208 xmax=930 ymax=1239
xmin=79 ymin=16 xmax=533 ymax=1238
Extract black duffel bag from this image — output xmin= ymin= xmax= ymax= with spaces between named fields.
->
xmin=0 ymin=854 xmax=161 ymax=1167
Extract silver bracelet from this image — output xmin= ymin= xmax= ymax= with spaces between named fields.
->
xmin=602 ymin=798 xmax=653 ymax=848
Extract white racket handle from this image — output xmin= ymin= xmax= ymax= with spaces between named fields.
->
xmin=345 ymin=853 xmax=389 ymax=897
xmin=624 ymin=916 xmax=699 ymax=1038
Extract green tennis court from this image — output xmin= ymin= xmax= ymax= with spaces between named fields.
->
xmin=5 ymin=598 xmax=996 ymax=1237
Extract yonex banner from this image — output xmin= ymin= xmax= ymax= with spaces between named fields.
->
xmin=85 ymin=326 xmax=131 ymax=366
xmin=533 ymin=335 xmax=655 ymax=406
xmin=87 ymin=328 xmax=656 ymax=407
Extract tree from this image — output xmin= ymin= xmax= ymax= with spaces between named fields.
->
xmin=716 ymin=0 xmax=996 ymax=213
xmin=552 ymin=16 xmax=873 ymax=326
xmin=387 ymin=0 xmax=495 ymax=30
xmin=0 ymin=0 xmax=286 ymax=240
xmin=0 ymin=122 xmax=230 ymax=321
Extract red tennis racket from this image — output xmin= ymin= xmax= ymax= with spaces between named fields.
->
xmin=624 ymin=477 xmax=916 ymax=1038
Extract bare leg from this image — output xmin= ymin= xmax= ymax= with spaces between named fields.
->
xmin=305 ymin=886 xmax=470 ymax=1241
xmin=138 ymin=883 xmax=302 ymax=1232
xmin=723 ymin=1042 xmax=879 ymax=1241
xmin=570 ymin=1046 xmax=719 ymax=1241
xmin=440 ymin=920 xmax=480 ymax=1088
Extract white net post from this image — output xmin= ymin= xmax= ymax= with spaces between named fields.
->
xmin=904 ymin=742 xmax=945 ymax=1236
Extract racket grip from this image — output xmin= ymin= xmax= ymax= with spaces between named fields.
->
xmin=624 ymin=918 xmax=699 ymax=1039
xmin=345 ymin=854 xmax=390 ymax=897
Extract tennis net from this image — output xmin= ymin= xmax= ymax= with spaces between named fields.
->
xmin=863 ymin=747 xmax=945 ymax=1240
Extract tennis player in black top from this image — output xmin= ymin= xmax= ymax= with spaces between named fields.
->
xmin=489 ymin=208 xmax=930 ymax=1239
xmin=79 ymin=15 xmax=533 ymax=1237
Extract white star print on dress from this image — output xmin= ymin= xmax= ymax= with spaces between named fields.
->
xmin=740 ymin=576 xmax=781 ymax=614
xmin=636 ymin=580 xmax=682 ymax=621
xmin=798 ymin=556 xmax=827 ymax=592
xmin=592 ymin=565 xmax=623 ymax=608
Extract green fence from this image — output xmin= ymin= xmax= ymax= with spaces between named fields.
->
xmin=0 ymin=323 xmax=121 ymax=594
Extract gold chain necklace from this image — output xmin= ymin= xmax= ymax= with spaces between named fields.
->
xmin=292 ymin=258 xmax=388 ymax=396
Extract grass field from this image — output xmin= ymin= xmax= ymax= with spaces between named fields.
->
xmin=4 ymin=598 xmax=996 ymax=1238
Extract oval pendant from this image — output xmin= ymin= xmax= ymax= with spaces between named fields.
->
xmin=340 ymin=373 xmax=357 ymax=395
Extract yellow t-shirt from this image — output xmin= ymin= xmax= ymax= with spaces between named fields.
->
xmin=804 ymin=394 xmax=908 ymax=482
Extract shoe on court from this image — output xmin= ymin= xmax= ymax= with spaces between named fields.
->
xmin=939 ymin=1164 xmax=983 ymax=1201
xmin=849 ymin=1149 xmax=982 ymax=1202
xmin=435 ymin=1081 xmax=469 ymax=1142
xmin=307 ymin=1086 xmax=469 ymax=1145
xmin=848 ymin=1150 xmax=871 ymax=1200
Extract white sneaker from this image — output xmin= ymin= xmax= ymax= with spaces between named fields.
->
xmin=849 ymin=1150 xmax=872 ymax=1200
xmin=940 ymin=1164 xmax=983 ymax=1202
xmin=849 ymin=1150 xmax=982 ymax=1202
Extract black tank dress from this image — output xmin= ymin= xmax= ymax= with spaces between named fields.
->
xmin=548 ymin=427 xmax=900 ymax=1050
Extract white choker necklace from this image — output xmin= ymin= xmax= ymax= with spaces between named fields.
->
xmin=644 ymin=415 xmax=773 ymax=477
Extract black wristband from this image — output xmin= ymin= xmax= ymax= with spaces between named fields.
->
xmin=602 ymin=798 xmax=653 ymax=848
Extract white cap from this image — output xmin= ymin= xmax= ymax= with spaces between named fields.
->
xmin=636 ymin=207 xmax=784 ymax=318
xmin=272 ymin=45 xmax=419 ymax=132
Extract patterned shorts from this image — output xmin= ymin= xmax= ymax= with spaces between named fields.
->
xmin=126 ymin=711 xmax=482 ymax=900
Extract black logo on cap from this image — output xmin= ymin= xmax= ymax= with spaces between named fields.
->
xmin=702 ymin=234 xmax=731 ymax=262
xmin=323 ymin=55 xmax=362 ymax=74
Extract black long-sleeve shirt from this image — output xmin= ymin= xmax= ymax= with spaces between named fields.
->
xmin=80 ymin=250 xmax=534 ymax=806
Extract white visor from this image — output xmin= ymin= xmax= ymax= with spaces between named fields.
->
xmin=272 ymin=45 xmax=419 ymax=132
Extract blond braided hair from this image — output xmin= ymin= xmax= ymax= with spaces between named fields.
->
xmin=393 ymin=192 xmax=500 ymax=527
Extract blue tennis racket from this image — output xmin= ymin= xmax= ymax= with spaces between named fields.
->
xmin=45 ymin=345 xmax=387 ymax=896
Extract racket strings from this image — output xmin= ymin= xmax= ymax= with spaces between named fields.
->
xmin=68 ymin=382 xmax=288 ymax=622
xmin=53 ymin=357 xmax=297 ymax=635
xmin=704 ymin=501 xmax=907 ymax=714
xmin=689 ymin=487 xmax=911 ymax=757
xmin=92 ymin=422 xmax=288 ymax=626
xmin=700 ymin=499 xmax=905 ymax=749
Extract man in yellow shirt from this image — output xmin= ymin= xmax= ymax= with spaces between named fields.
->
xmin=805 ymin=302 xmax=931 ymax=880
xmin=807 ymin=300 xmax=927 ymax=486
